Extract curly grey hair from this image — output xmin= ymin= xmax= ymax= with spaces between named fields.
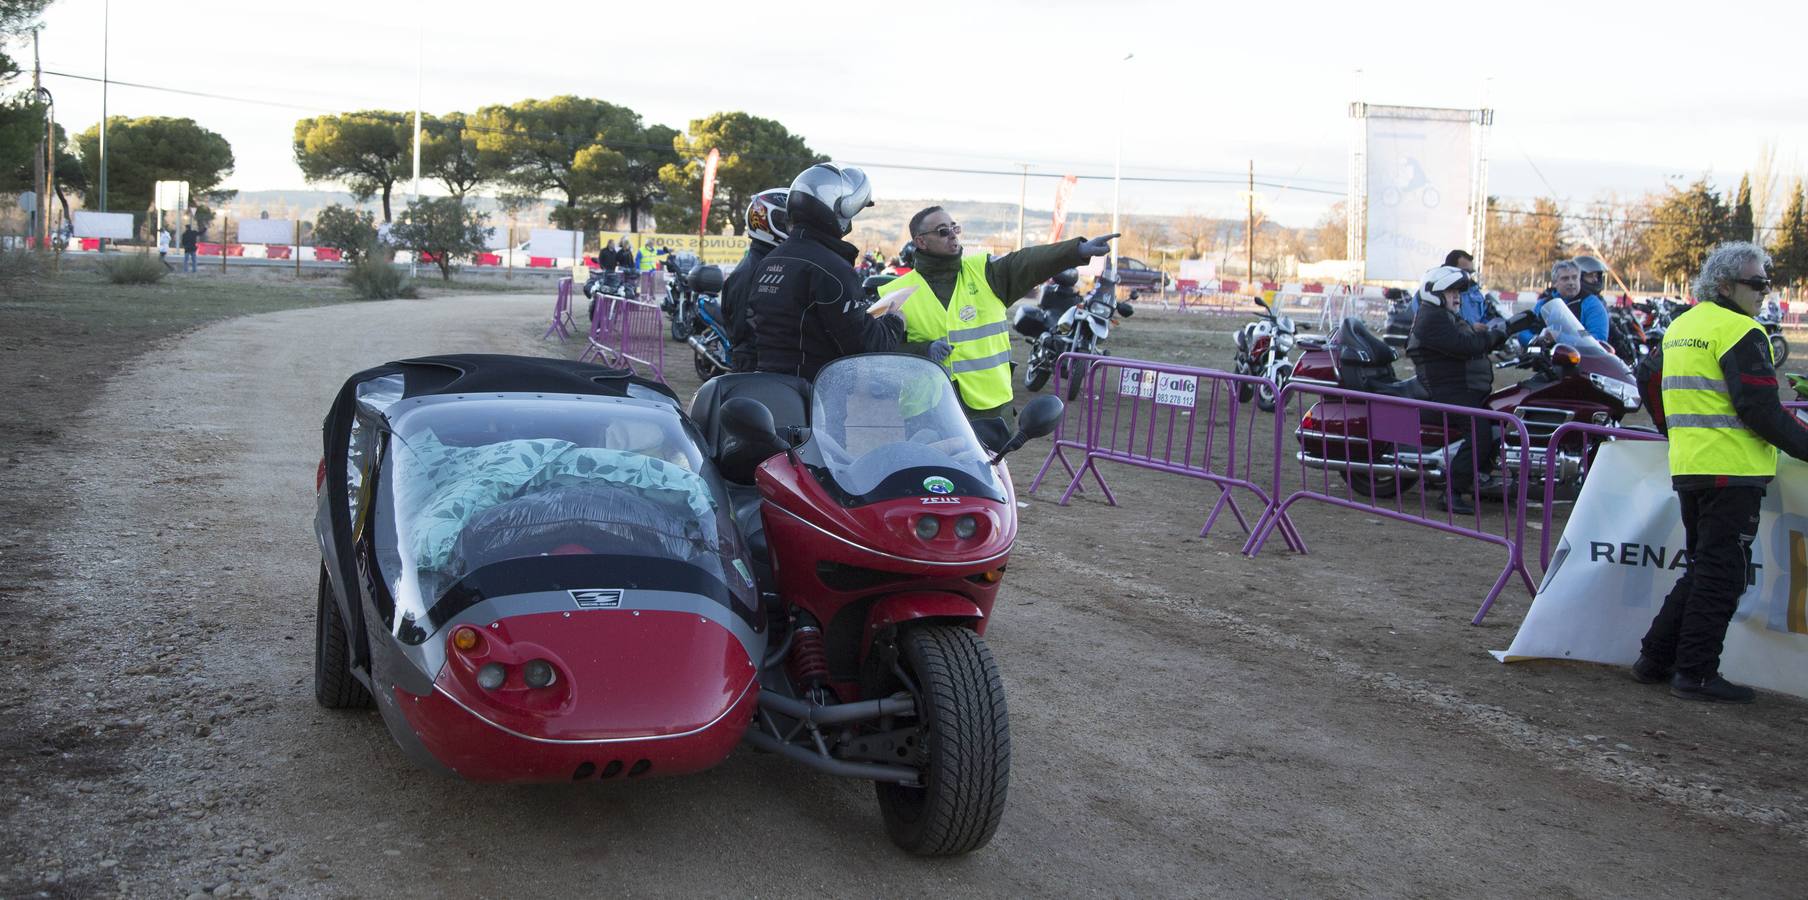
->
xmin=1550 ymin=260 xmax=1580 ymax=279
xmin=1693 ymin=241 xmax=1772 ymax=302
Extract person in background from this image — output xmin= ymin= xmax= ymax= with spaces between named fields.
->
xmin=1566 ymin=255 xmax=1613 ymax=341
xmin=724 ymin=188 xmax=788 ymax=372
xmin=889 ymin=205 xmax=1115 ymax=421
xmin=1634 ymin=241 xmax=1808 ymax=703
xmin=1408 ymin=264 xmax=1507 ymax=515
xmin=156 ymin=227 xmax=173 ymax=270
xmin=180 ymin=224 xmax=199 ymax=273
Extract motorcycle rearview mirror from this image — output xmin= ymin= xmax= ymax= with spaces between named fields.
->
xmin=1551 ymin=344 xmax=1582 ymax=367
xmin=1116 ymin=301 xmax=1136 ymax=318
xmin=989 ymin=395 xmax=1066 ymax=464
xmin=1253 ymin=296 xmax=1269 ymax=309
xmin=720 ymin=398 xmax=788 ymax=455
xmin=1128 ymin=290 xmax=1140 ymax=301
xmin=1502 ymin=309 xmax=1541 ymax=335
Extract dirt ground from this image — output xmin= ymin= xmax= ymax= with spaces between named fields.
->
xmin=3 ymin=281 xmax=1806 ymax=898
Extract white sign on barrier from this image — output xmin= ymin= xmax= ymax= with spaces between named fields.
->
xmin=72 ymin=211 xmax=134 ymax=240
xmin=1495 ymin=441 xmax=1808 ymax=700
xmin=1117 ymin=369 xmax=1198 ymax=408
xmin=237 ymin=218 xmax=295 ymax=245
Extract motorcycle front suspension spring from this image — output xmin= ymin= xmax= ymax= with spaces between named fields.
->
xmin=786 ymin=625 xmax=830 ymax=688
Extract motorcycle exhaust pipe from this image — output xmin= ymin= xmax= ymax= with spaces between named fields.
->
xmin=687 ymin=336 xmax=729 ymax=373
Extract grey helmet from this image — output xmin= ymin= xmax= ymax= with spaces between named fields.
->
xmin=788 ymin=163 xmax=874 ymax=236
xmin=1573 ymin=254 xmax=1608 ymax=294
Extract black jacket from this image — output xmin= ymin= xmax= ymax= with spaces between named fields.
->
xmin=1408 ymin=301 xmax=1502 ymax=406
xmin=180 ymin=228 xmax=198 ymax=252
xmin=724 ymin=241 xmax=772 ymax=372
xmin=612 ymin=246 xmax=634 ymax=269
xmin=749 ymin=215 xmax=904 ymax=381
xmin=1670 ymin=297 xmax=1808 ymax=489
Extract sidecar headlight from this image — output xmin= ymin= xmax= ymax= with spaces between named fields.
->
xmin=476 ymin=663 xmax=506 ymax=691
xmin=915 ymin=516 xmax=941 ymax=540
xmin=954 ymin=515 xmax=978 ymax=539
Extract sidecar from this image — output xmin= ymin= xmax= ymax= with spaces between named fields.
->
xmin=312 ymin=354 xmax=764 ymax=782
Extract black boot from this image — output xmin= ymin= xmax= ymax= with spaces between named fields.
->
xmin=1631 ymin=655 xmax=1672 ymax=684
xmin=1670 ymin=672 xmax=1756 ymax=703
xmin=1436 ymin=492 xmax=1476 ymax=515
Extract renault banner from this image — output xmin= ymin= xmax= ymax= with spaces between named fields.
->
xmin=1495 ymin=441 xmax=1808 ymax=700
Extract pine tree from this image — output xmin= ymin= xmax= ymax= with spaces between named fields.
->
xmin=1648 ymin=180 xmax=1729 ymax=288
xmin=1730 ymin=173 xmax=1754 ymax=242
xmin=1770 ymin=180 xmax=1808 ymax=290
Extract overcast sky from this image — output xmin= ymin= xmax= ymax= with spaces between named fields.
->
xmin=20 ymin=0 xmax=1808 ymax=227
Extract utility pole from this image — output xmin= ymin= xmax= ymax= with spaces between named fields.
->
xmin=98 ymin=0 xmax=108 ymax=214
xmin=31 ymin=29 xmax=44 ymax=250
xmin=410 ymin=2 xmax=423 ymax=277
xmin=1246 ymin=160 xmax=1254 ymax=285
xmin=1015 ymin=163 xmax=1027 ymax=251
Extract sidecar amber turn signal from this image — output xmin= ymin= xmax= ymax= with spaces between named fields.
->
xmin=451 ymin=627 xmax=483 ymax=653
xmin=980 ymin=569 xmax=1003 ymax=583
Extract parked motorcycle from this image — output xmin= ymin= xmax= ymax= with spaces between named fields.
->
xmin=584 ymin=267 xmax=634 ymax=325
xmin=1382 ymin=288 xmax=1415 ymax=350
xmin=1290 ymin=300 xmax=1642 ymax=498
xmin=1010 ymin=270 xmax=1136 ymax=402
xmin=1232 ymin=295 xmax=1300 ymax=412
xmin=666 ymin=266 xmax=697 ymax=342
xmin=1759 ymin=301 xmax=1790 ymax=367
xmin=1606 ymin=305 xmax=1648 ymax=366
xmin=686 ymin=265 xmax=732 ymax=379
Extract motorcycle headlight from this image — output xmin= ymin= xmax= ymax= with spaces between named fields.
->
xmin=1276 ymin=332 xmax=1295 ymax=353
xmin=1089 ymin=299 xmax=1115 ymax=317
xmin=1589 ymin=372 xmax=1640 ymax=411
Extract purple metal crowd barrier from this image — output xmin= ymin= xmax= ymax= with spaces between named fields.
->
xmin=577 ymin=291 xmax=665 ymax=383
xmin=1244 ymin=382 xmax=1536 ymax=624
xmin=1027 ymin=352 xmax=1304 ymax=550
xmin=1534 ymin=421 xmax=1665 ymax=570
xmin=543 ymin=277 xmax=576 ymax=341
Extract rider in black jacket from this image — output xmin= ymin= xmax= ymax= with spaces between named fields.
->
xmin=750 ymin=164 xmax=905 ymax=380
xmin=725 ymin=189 xmax=789 ymax=372
xmin=1408 ymin=265 xmax=1506 ymax=514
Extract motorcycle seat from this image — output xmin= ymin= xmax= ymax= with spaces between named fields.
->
xmin=688 ymin=373 xmax=813 ymax=484
xmin=1370 ymin=377 xmax=1428 ymax=400
xmin=1335 ymin=317 xmax=1399 ymax=366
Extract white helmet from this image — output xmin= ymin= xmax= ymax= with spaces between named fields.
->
xmin=745 ymin=188 xmax=790 ymax=247
xmin=788 ymin=163 xmax=873 ymax=236
xmin=1418 ymin=265 xmax=1475 ymax=307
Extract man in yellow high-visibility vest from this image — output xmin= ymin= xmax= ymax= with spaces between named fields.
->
xmin=883 ymin=205 xmax=1117 ymax=421
xmin=1636 ymin=241 xmax=1808 ymax=704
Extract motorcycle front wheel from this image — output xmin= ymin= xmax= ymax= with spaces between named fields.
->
xmin=1771 ymin=332 xmax=1790 ymax=368
xmin=873 ymin=625 xmax=1009 ymax=857
xmin=1256 ymin=363 xmax=1291 ymax=413
xmin=1065 ymin=358 xmax=1086 ymax=402
xmin=669 ymin=307 xmax=690 ymax=342
xmin=1342 ymin=470 xmax=1419 ymax=499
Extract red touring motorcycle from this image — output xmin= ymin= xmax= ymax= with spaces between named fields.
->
xmin=314 ymin=353 xmax=1061 ymax=855
xmin=1290 ymin=300 xmax=1643 ymax=498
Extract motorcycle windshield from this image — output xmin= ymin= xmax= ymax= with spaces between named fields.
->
xmin=1539 ymin=298 xmax=1631 ymax=376
xmin=373 ymin=396 xmax=753 ymax=641
xmin=801 ymin=354 xmax=1006 ymax=505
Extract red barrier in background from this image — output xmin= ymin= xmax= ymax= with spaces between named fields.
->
xmin=79 ymin=238 xmax=99 ymax=251
xmin=313 ymin=247 xmax=342 ymax=262
xmin=265 ymin=245 xmax=291 ymax=260
xmin=528 ymin=256 xmax=557 ymax=268
xmin=196 ymin=243 xmax=245 ymax=257
xmin=474 ymin=252 xmax=500 ymax=266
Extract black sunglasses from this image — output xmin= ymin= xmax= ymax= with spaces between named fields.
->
xmin=914 ymin=223 xmax=961 ymax=239
xmin=1734 ymin=277 xmax=1773 ymax=291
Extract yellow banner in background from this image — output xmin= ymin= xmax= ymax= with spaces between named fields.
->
xmin=587 ymin=232 xmax=750 ymax=269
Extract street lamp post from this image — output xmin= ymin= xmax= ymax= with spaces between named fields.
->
xmin=1111 ymin=52 xmax=1132 ymax=273
xmin=98 ymin=0 xmax=108 ymax=214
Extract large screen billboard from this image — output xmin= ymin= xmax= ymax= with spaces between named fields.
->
xmin=1363 ymin=116 xmax=1474 ymax=283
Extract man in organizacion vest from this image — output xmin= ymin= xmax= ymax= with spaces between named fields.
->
xmin=888 ymin=205 xmax=1116 ymax=421
xmin=1635 ymin=241 xmax=1808 ymax=704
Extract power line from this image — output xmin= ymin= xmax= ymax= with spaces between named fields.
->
xmin=40 ymin=66 xmax=1342 ymax=194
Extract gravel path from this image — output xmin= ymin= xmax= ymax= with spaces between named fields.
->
xmin=4 ymin=293 xmax=1805 ymax=898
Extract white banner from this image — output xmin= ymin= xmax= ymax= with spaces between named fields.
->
xmin=71 ymin=211 xmax=134 ymax=240
xmin=528 ymin=228 xmax=583 ymax=258
xmin=236 ymin=218 xmax=296 ymax=245
xmin=1364 ymin=116 xmax=1473 ymax=283
xmin=1496 ymin=441 xmax=1808 ymax=700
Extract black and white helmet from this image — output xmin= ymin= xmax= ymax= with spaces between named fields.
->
xmin=745 ymin=188 xmax=790 ymax=247
xmin=1418 ymin=265 xmax=1475 ymax=306
xmin=788 ymin=163 xmax=873 ymax=236
xmin=1573 ymin=254 xmax=1608 ymax=293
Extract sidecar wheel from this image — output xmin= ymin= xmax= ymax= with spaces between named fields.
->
xmin=314 ymin=563 xmax=372 ymax=710
xmin=1771 ymin=333 xmax=1789 ymax=368
xmin=875 ymin=625 xmax=1009 ymax=856
xmin=1342 ymin=471 xmax=1416 ymax=499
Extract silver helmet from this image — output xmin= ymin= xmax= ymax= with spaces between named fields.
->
xmin=788 ymin=163 xmax=873 ymax=236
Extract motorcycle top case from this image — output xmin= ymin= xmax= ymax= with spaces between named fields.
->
xmin=1010 ymin=305 xmax=1049 ymax=338
xmin=689 ymin=265 xmax=725 ymax=295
